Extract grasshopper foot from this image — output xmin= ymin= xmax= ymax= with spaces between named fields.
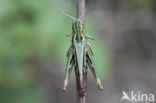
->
xmin=98 ymin=85 xmax=103 ymax=91
xmin=62 ymin=80 xmax=68 ymax=92
xmin=62 ymin=87 xmax=67 ymax=92
xmin=62 ymin=88 xmax=67 ymax=92
xmin=97 ymin=78 xmax=103 ymax=91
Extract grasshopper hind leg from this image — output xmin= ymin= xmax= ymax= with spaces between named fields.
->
xmin=62 ymin=49 xmax=74 ymax=91
xmin=82 ymin=66 xmax=87 ymax=94
xmin=86 ymin=51 xmax=103 ymax=91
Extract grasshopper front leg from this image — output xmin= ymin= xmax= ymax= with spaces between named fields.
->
xmin=62 ymin=48 xmax=74 ymax=91
xmin=66 ymin=33 xmax=73 ymax=37
xmin=86 ymin=35 xmax=95 ymax=40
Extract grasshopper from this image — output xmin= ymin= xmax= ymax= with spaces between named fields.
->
xmin=58 ymin=11 xmax=103 ymax=96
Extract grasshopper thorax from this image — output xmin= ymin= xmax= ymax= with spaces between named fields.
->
xmin=72 ymin=19 xmax=84 ymax=42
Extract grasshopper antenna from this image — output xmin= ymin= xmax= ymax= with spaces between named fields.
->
xmin=57 ymin=11 xmax=76 ymax=21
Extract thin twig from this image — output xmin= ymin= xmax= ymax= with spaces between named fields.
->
xmin=77 ymin=0 xmax=85 ymax=24
xmin=76 ymin=0 xmax=86 ymax=103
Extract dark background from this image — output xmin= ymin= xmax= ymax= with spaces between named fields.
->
xmin=0 ymin=0 xmax=156 ymax=103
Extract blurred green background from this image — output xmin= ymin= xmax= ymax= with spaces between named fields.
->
xmin=0 ymin=0 xmax=156 ymax=103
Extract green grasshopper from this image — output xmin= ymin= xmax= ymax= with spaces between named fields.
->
xmin=59 ymin=11 xmax=103 ymax=96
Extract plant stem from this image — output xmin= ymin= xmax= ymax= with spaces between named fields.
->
xmin=75 ymin=70 xmax=86 ymax=103
xmin=76 ymin=0 xmax=86 ymax=103
xmin=77 ymin=0 xmax=85 ymax=24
